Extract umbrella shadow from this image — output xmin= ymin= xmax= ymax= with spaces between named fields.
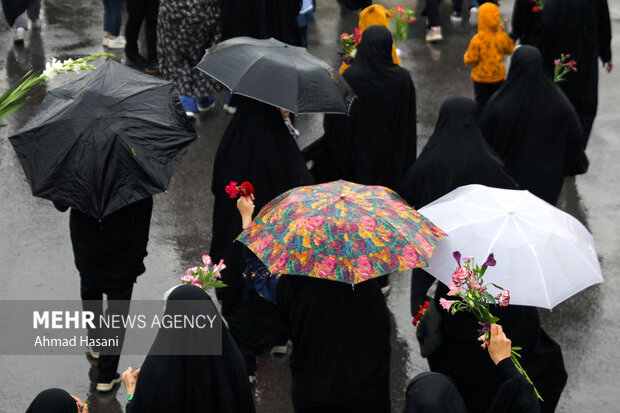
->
xmin=539 ymin=176 xmax=602 ymax=375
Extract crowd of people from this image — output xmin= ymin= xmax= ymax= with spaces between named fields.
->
xmin=5 ymin=0 xmax=612 ymax=412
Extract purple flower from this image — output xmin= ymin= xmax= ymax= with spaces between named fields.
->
xmin=477 ymin=322 xmax=491 ymax=336
xmin=463 ymin=256 xmax=472 ymax=264
xmin=483 ymin=253 xmax=496 ymax=267
xmin=453 ymin=251 xmax=462 ymax=267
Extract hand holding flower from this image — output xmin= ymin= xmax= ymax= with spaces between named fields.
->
xmin=237 ymin=194 xmax=256 ymax=229
xmin=487 ymin=324 xmax=512 ymax=365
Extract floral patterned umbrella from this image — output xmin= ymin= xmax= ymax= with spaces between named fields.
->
xmin=236 ymin=180 xmax=446 ymax=285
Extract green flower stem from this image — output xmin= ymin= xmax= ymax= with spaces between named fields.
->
xmin=511 ymin=348 xmax=543 ymax=400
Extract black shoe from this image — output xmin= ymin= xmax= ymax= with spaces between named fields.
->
xmin=96 ymin=373 xmax=121 ymax=392
xmin=125 ymin=50 xmax=147 ymax=69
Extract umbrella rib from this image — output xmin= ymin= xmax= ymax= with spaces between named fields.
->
xmin=513 ymin=216 xmax=552 ymax=308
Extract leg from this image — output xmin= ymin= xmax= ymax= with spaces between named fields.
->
xmin=125 ymin=0 xmax=146 ymax=55
xmin=452 ymin=0 xmax=462 ymax=14
xmin=13 ymin=11 xmax=28 ymax=29
xmin=80 ymin=276 xmax=104 ymax=351
xmin=107 ymin=0 xmax=123 ymax=37
xmin=144 ymin=0 xmax=160 ymax=62
xmin=26 ymin=0 xmax=41 ymax=21
xmin=96 ymin=283 xmax=134 ymax=384
xmin=425 ymin=0 xmax=440 ymax=27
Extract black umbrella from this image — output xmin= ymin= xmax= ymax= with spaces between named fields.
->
xmin=1 ymin=0 xmax=29 ymax=27
xmin=9 ymin=59 xmax=197 ymax=219
xmin=196 ymin=37 xmax=356 ymax=114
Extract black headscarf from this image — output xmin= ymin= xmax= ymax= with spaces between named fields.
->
xmin=26 ymin=389 xmax=77 ymax=413
xmin=306 ymin=25 xmax=416 ymax=189
xmin=479 ymin=45 xmax=588 ymax=205
xmin=276 ymin=275 xmax=391 ymax=411
xmin=210 ymin=97 xmax=313 ymax=351
xmin=399 ymin=97 xmax=517 ymax=210
xmin=220 ymin=0 xmax=302 ymax=46
xmin=127 ymin=285 xmax=255 ymax=413
xmin=404 ymin=372 xmax=468 ymax=413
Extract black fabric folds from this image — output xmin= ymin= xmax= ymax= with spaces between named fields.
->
xmin=66 ymin=196 xmax=153 ymax=291
xmin=479 ymin=45 xmax=588 ymax=205
xmin=399 ymin=96 xmax=516 ymax=210
xmin=276 ymin=275 xmax=391 ymax=412
xmin=25 ymin=388 xmax=77 ymax=413
xmin=210 ymin=97 xmax=313 ymax=352
xmin=126 ymin=285 xmax=255 ymax=413
xmin=305 ymin=25 xmax=416 ymax=190
xmin=220 ymin=0 xmax=302 ymax=46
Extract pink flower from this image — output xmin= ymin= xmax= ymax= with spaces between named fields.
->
xmin=318 ymin=255 xmax=337 ymax=278
xmin=439 ymin=297 xmax=455 ymax=311
xmin=403 ymin=244 xmax=421 ymax=267
xmin=341 ymin=32 xmax=350 ymax=39
xmin=191 ymin=277 xmax=203 ymax=288
xmin=215 ymin=272 xmax=222 ymax=279
xmin=305 ymin=215 xmax=325 ymax=232
xmin=554 ymin=59 xmax=560 ymax=67
xmin=565 ymin=53 xmax=571 ymax=58
xmin=478 ymin=334 xmax=488 ymax=349
xmin=360 ymin=215 xmax=379 ymax=232
xmin=225 ymin=181 xmax=240 ymax=198
xmin=452 ymin=267 xmax=472 ymax=287
xmin=408 ymin=17 xmax=414 ymax=23
xmin=212 ymin=259 xmax=226 ymax=273
xmin=202 ymin=254 xmax=212 ymax=266
xmin=180 ymin=273 xmax=193 ymax=283
xmin=356 ymin=255 xmax=374 ymax=280
xmin=447 ymin=283 xmax=461 ymax=296
xmin=394 ymin=5 xmax=404 ymax=14
xmin=468 ymin=279 xmax=483 ymax=291
xmin=497 ymin=290 xmax=510 ymax=306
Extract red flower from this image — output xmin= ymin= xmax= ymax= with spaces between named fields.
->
xmin=354 ymin=28 xmax=362 ymax=44
xmin=532 ymin=5 xmax=541 ymax=12
xmin=239 ymin=181 xmax=254 ymax=197
xmin=408 ymin=17 xmax=415 ymax=23
xmin=412 ymin=301 xmax=430 ymax=327
xmin=225 ymin=181 xmax=240 ymax=198
xmin=394 ymin=5 xmax=404 ymax=14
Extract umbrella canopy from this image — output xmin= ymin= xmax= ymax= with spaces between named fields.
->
xmin=237 ymin=180 xmax=446 ymax=285
xmin=9 ymin=59 xmax=197 ymax=219
xmin=196 ymin=37 xmax=356 ymax=114
xmin=419 ymin=184 xmax=603 ymax=309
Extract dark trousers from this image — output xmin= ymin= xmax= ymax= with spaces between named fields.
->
xmin=81 ymin=276 xmax=134 ymax=382
xmin=473 ymin=80 xmax=502 ymax=114
xmin=125 ymin=0 xmax=159 ymax=62
xmin=424 ymin=0 xmax=441 ymax=27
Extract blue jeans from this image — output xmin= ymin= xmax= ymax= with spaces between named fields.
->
xmin=452 ymin=0 xmax=479 ymax=13
xmin=102 ymin=0 xmax=123 ymax=36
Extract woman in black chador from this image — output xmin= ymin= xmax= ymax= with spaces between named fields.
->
xmin=404 ymin=97 xmax=566 ymax=413
xmin=124 ymin=285 xmax=256 ymax=413
xmin=511 ymin=0 xmax=612 ymax=147
xmin=210 ymin=97 xmax=314 ymax=379
xmin=479 ymin=45 xmax=588 ymax=206
xmin=305 ymin=25 xmax=416 ymax=190
xmin=276 ymin=275 xmax=391 ymax=413
xmin=220 ymin=0 xmax=302 ymax=46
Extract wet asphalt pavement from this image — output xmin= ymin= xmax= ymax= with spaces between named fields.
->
xmin=1 ymin=0 xmax=620 ymax=412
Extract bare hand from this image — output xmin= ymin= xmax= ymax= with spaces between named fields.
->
xmin=71 ymin=395 xmax=88 ymax=413
xmin=280 ymin=108 xmax=290 ymax=119
xmin=487 ymin=323 xmax=512 ymax=365
xmin=122 ymin=367 xmax=141 ymax=396
xmin=604 ymin=60 xmax=613 ymax=73
xmin=237 ymin=194 xmax=255 ymax=229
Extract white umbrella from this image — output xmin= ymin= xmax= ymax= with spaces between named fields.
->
xmin=419 ymin=184 xmax=602 ymax=309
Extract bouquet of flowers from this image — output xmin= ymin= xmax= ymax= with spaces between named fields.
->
xmin=440 ymin=251 xmax=542 ymax=400
xmin=0 ymin=53 xmax=113 ymax=127
xmin=530 ymin=0 xmax=544 ymax=12
xmin=554 ymin=54 xmax=577 ymax=83
xmin=337 ymin=29 xmax=362 ymax=65
xmin=390 ymin=6 xmax=415 ymax=45
xmin=225 ymin=181 xmax=254 ymax=198
xmin=180 ymin=254 xmax=227 ymax=290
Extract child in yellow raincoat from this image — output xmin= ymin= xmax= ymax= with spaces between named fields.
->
xmin=464 ymin=2 xmax=514 ymax=112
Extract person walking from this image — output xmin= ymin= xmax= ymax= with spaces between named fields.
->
xmin=102 ymin=0 xmax=126 ymax=49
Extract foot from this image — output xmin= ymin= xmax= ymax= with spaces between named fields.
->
xmin=248 ymin=374 xmax=257 ymax=384
xmin=197 ymin=95 xmax=216 ymax=112
xmin=222 ymin=103 xmax=237 ymax=114
xmin=425 ymin=26 xmax=443 ymax=42
xmin=125 ymin=50 xmax=148 ymax=69
xmin=96 ymin=373 xmax=121 ymax=392
xmin=381 ymin=283 xmax=392 ymax=297
xmin=31 ymin=18 xmax=42 ymax=29
xmin=271 ymin=344 xmax=288 ymax=356
xmin=144 ymin=60 xmax=160 ymax=74
xmin=13 ymin=27 xmax=25 ymax=43
xmin=105 ymin=35 xmax=126 ymax=49
xmin=450 ymin=11 xmax=462 ymax=22
xmin=179 ymin=95 xmax=199 ymax=118
xmin=469 ymin=7 xmax=478 ymax=25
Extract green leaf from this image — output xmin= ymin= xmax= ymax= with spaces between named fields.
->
xmin=131 ymin=147 xmax=137 ymax=157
